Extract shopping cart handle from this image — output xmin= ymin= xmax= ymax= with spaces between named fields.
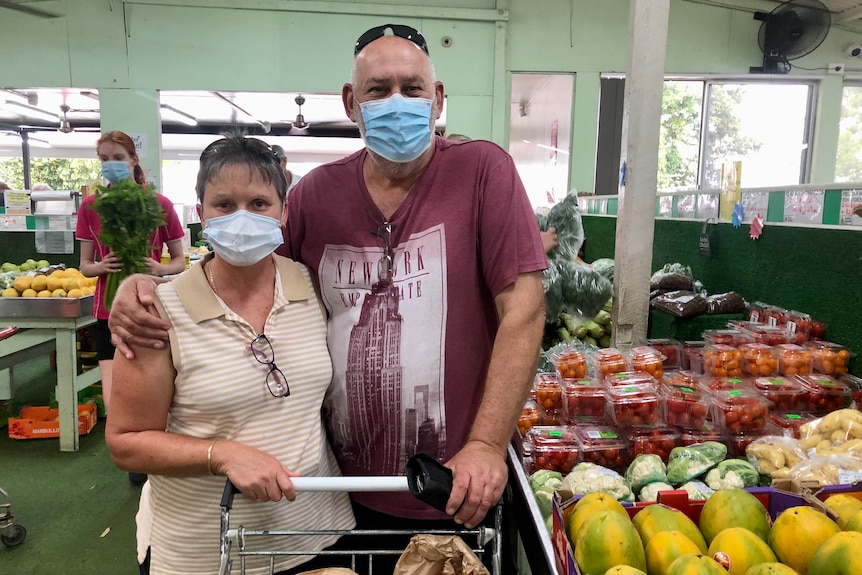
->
xmin=405 ymin=452 xmax=454 ymax=512
xmin=219 ymin=454 xmax=452 ymax=511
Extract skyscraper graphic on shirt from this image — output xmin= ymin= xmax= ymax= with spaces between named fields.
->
xmin=320 ymin=224 xmax=448 ymax=476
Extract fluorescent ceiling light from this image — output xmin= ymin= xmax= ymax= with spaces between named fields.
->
xmin=1 ymin=100 xmax=60 ymax=123
xmin=160 ymin=105 xmax=198 ymax=126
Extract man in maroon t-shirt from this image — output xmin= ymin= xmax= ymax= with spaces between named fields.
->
xmin=108 ymin=24 xmax=546 ymax=533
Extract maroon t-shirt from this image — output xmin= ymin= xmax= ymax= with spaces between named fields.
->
xmin=283 ymin=137 xmax=546 ymax=518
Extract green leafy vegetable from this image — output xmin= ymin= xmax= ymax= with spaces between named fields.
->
xmin=92 ymin=179 xmax=165 ymax=309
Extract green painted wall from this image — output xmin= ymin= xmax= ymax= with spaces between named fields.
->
xmin=582 ymin=215 xmax=862 ymax=376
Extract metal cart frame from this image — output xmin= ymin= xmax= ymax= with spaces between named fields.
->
xmin=217 ymin=477 xmax=503 ymax=575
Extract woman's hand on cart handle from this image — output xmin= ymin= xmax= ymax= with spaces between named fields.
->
xmin=213 ymin=440 xmax=299 ymax=503
xmin=108 ymin=273 xmax=171 ymax=359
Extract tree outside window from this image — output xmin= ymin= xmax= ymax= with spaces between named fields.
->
xmin=0 ymin=157 xmax=101 ymax=190
xmin=836 ymin=85 xmax=862 ymax=183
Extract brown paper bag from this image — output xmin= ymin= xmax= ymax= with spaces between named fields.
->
xmin=393 ymin=534 xmax=490 ymax=575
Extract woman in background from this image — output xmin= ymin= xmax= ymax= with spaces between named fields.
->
xmin=75 ymin=131 xmax=185 ymax=484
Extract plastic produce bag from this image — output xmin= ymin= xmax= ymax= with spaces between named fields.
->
xmin=706 ymin=292 xmax=746 ymax=315
xmin=788 ymin=454 xmax=862 ymax=486
xmin=745 ymin=436 xmax=806 ymax=479
xmin=638 ymin=481 xmax=676 ymax=502
xmin=650 ymin=263 xmax=694 ymax=292
xmin=542 ymin=190 xmax=584 ymax=261
xmin=625 ymin=454 xmax=668 ymax=493
xmin=560 ymin=462 xmax=634 ymax=501
xmin=556 ymin=260 xmax=613 ymax=325
xmin=705 ymin=458 xmax=760 ymax=490
xmin=678 ymin=480 xmax=715 ymax=500
xmin=651 ymin=290 xmax=708 ymax=318
xmin=393 ymin=534 xmax=489 ymax=575
xmin=666 ymin=441 xmax=727 ymax=485
xmin=542 ymin=260 xmax=565 ymax=323
xmin=590 ymin=258 xmax=615 ymax=284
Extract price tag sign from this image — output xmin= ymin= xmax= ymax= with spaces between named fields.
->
xmin=783 ymin=189 xmax=824 ymax=224
xmin=699 ymin=219 xmax=712 ymax=257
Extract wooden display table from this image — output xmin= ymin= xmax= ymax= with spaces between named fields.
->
xmin=0 ymin=296 xmax=100 ymax=451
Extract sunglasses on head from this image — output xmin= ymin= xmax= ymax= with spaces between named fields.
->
xmin=200 ymin=137 xmax=278 ymax=162
xmin=354 ymin=24 xmax=429 ymax=57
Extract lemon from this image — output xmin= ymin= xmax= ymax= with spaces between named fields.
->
xmin=47 ymin=276 xmax=64 ymax=292
xmin=62 ymin=278 xmax=80 ymax=292
xmin=37 ymin=289 xmax=52 ymax=297
xmin=49 ymin=269 xmax=66 ymax=278
xmin=12 ymin=276 xmax=32 ymax=292
xmin=31 ymin=275 xmax=49 ymax=292
xmin=51 ymin=288 xmax=67 ymax=297
xmin=21 ymin=289 xmax=38 ymax=297
xmin=65 ymin=267 xmax=80 ymax=276
xmin=1 ymin=287 xmax=19 ymax=297
xmin=67 ymin=288 xmax=84 ymax=298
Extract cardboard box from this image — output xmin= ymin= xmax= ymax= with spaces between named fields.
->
xmin=8 ymin=401 xmax=98 ymax=439
xmin=551 ymin=486 xmax=811 ymax=575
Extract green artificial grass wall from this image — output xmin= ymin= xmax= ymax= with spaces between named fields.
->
xmin=582 ymin=215 xmax=862 ymax=376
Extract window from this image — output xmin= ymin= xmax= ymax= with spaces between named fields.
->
xmin=700 ymin=82 xmax=812 ymax=190
xmin=597 ymin=77 xmax=815 ymax=193
xmin=836 ymin=83 xmax=862 ymax=183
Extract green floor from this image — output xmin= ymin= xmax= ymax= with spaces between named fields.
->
xmin=1 ymin=357 xmax=140 ymax=574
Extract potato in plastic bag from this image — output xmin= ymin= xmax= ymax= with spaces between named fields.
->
xmin=788 ymin=454 xmax=862 ymax=486
xmin=745 ymin=435 xmax=806 ymax=479
xmin=666 ymin=441 xmax=727 ymax=485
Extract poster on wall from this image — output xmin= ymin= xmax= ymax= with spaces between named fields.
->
xmin=678 ymin=194 xmax=697 ymax=218
xmin=697 ymin=193 xmax=719 ymax=220
xmin=550 ymin=119 xmax=558 ymax=165
xmin=130 ymin=133 xmax=147 ymax=158
xmin=740 ymin=191 xmax=769 ymax=223
xmin=839 ymin=189 xmax=862 ymax=226
xmin=658 ymin=196 xmax=672 ymax=217
xmin=783 ymin=189 xmax=824 ymax=224
xmin=4 ymin=190 xmax=31 ymax=215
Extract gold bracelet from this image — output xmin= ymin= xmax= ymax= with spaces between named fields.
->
xmin=207 ymin=440 xmax=218 ymax=476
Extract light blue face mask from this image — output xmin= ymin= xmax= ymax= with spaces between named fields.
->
xmin=202 ymin=210 xmax=284 ymax=267
xmin=101 ymin=160 xmax=132 ymax=184
xmin=359 ymin=94 xmax=434 ymax=163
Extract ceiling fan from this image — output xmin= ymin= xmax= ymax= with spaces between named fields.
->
xmin=58 ymin=104 xmax=100 ymax=134
xmin=0 ymin=0 xmax=60 ymax=18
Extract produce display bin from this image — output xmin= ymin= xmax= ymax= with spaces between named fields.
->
xmin=549 ymin=487 xmax=810 ymax=575
xmin=0 ymin=295 xmax=100 ymax=452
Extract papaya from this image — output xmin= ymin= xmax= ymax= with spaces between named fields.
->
xmin=707 ymin=527 xmax=777 ymax=575
xmin=604 ymin=567 xmax=648 ymax=575
xmin=845 ymin=509 xmax=862 ymax=533
xmin=645 ymin=530 xmax=702 ymax=575
xmin=743 ymin=564 xmax=800 ymax=575
xmin=745 ymin=563 xmax=799 ymax=575
xmin=575 ymin=510 xmax=646 ymax=575
xmin=632 ymin=504 xmax=708 ymax=553
xmin=666 ymin=555 xmax=727 ymax=575
xmin=769 ymin=506 xmax=839 ymax=575
xmin=699 ymin=489 xmax=771 ymax=545
xmin=807 ymin=531 xmax=862 ymax=575
xmin=567 ymin=492 xmax=629 ymax=547
xmin=822 ymin=493 xmax=862 ymax=529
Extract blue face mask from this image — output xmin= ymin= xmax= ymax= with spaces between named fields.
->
xmin=202 ymin=210 xmax=284 ymax=267
xmin=101 ymin=160 xmax=132 ymax=184
xmin=359 ymin=94 xmax=433 ymax=163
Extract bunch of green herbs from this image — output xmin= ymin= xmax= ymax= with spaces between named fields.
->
xmin=92 ymin=179 xmax=165 ymax=309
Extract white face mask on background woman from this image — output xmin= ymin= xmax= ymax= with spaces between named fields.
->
xmin=202 ymin=210 xmax=284 ymax=267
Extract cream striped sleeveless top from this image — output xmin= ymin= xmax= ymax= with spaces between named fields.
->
xmin=137 ymin=254 xmax=354 ymax=575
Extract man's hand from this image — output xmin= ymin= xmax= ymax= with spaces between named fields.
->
xmin=444 ymin=440 xmax=507 ymax=528
xmin=108 ymin=273 xmax=170 ymax=359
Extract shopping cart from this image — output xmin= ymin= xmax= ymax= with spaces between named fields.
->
xmin=0 ymin=326 xmax=27 ymax=548
xmin=217 ymin=475 xmax=503 ymax=575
